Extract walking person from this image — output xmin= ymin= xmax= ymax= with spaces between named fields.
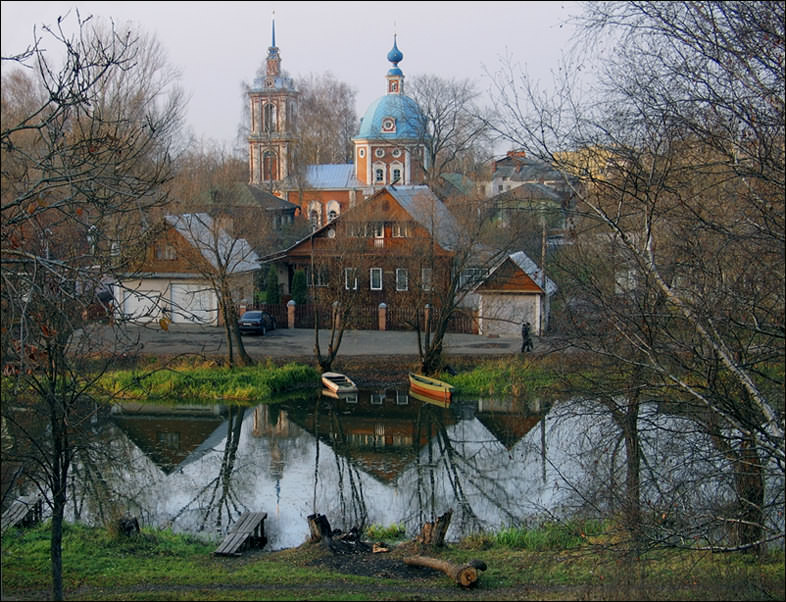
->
xmin=521 ymin=321 xmax=533 ymax=352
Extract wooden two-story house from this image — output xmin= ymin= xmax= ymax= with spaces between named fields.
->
xmin=263 ymin=185 xmax=460 ymax=328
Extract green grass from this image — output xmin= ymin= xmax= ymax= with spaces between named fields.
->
xmin=96 ymin=361 xmax=320 ymax=403
xmin=442 ymin=357 xmax=561 ymax=399
xmin=3 ymin=521 xmax=782 ymax=601
xmin=364 ymin=522 xmax=406 ymax=542
xmin=492 ymin=519 xmax=608 ymax=550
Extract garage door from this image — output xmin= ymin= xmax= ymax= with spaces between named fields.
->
xmin=119 ymin=290 xmax=161 ymax=323
xmin=170 ymin=284 xmax=217 ymax=325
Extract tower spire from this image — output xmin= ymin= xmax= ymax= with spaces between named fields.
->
xmin=272 ymin=10 xmax=276 ymax=48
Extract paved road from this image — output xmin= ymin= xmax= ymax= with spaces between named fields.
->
xmin=97 ymin=323 xmax=524 ymax=358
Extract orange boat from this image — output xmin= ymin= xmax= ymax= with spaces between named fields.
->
xmin=408 ymin=372 xmax=454 ymax=408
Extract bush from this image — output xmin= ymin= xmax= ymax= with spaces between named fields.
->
xmin=265 ymin=265 xmax=280 ymax=305
xmin=291 ymin=269 xmax=308 ymax=305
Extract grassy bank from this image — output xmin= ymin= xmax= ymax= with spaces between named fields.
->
xmin=2 ymin=521 xmax=782 ymax=601
xmin=96 ymin=359 xmax=321 ymax=404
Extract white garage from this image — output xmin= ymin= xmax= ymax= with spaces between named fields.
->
xmin=170 ymin=283 xmax=218 ymax=325
xmin=117 ymin=289 xmax=162 ymax=323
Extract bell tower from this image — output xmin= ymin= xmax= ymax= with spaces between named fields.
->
xmin=248 ymin=17 xmax=298 ymax=191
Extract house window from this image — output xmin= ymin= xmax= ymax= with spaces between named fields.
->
xmin=370 ymin=268 xmax=382 ymax=290
xmin=373 ymin=222 xmax=384 ymax=238
xmin=344 ymin=267 xmax=358 ymax=290
xmin=155 ymin=244 xmax=176 ymax=260
xmin=396 ymin=268 xmax=408 ymax=291
xmin=392 ymin=222 xmax=409 ymax=237
xmin=156 ymin=431 xmax=179 ymax=449
xmin=307 ymin=266 xmax=329 ymax=287
xmin=421 ymin=267 xmax=433 ymax=291
xmin=370 ymin=391 xmax=385 ymax=404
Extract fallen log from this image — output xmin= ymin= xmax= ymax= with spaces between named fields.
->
xmin=404 ymin=555 xmax=487 ymax=588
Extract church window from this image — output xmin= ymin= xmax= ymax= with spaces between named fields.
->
xmin=392 ymin=168 xmax=401 ymax=183
xmin=382 ymin=118 xmax=396 ymax=132
xmin=391 ymin=148 xmax=401 ymax=158
xmin=263 ymin=151 xmax=277 ymax=181
xmin=264 ymin=103 xmax=277 ymax=133
xmin=375 ymin=168 xmax=384 ymax=183
xmin=358 ymin=148 xmax=366 ymax=158
xmin=375 ymin=148 xmax=385 ymax=158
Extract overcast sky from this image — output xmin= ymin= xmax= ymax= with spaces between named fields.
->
xmin=2 ymin=1 xmax=581 ymax=152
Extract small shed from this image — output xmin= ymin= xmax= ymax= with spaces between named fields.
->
xmin=474 ymin=251 xmax=557 ymax=337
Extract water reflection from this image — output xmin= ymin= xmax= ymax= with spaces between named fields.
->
xmin=71 ymin=387 xmax=553 ymax=549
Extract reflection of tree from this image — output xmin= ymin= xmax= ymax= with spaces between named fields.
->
xmin=407 ymin=403 xmax=539 ymax=536
xmin=311 ymin=398 xmax=369 ymax=532
xmin=165 ymin=406 xmax=247 ymax=531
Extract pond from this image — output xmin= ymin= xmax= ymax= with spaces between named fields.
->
xmin=65 ymin=384 xmax=580 ymax=549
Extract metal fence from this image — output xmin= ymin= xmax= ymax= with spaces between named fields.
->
xmin=239 ymin=302 xmax=477 ymax=334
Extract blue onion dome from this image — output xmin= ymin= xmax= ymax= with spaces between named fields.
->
xmin=355 ymin=95 xmax=424 ymax=140
xmin=387 ymin=35 xmax=403 ymax=66
xmin=353 ymin=35 xmax=428 ymax=141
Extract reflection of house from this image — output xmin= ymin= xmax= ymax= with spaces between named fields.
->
xmin=475 ymin=398 xmax=544 ymax=450
xmin=114 ymin=213 xmax=259 ymax=325
xmin=110 ymin=403 xmax=227 ymax=474
xmin=286 ymin=391 xmax=456 ymax=483
xmin=473 ymin=251 xmax=557 ymax=337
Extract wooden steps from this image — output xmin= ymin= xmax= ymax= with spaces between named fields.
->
xmin=214 ymin=511 xmax=267 ymax=556
xmin=1 ymin=496 xmax=43 ymax=534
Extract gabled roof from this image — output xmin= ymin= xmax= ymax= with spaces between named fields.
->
xmin=509 ymin=251 xmax=557 ymax=295
xmin=165 ymin=213 xmax=259 ymax=273
xmin=263 ymin=185 xmax=461 ymax=261
xmin=386 ymin=185 xmax=461 ymax=251
xmin=304 ymin=164 xmax=362 ymax=189
xmin=477 ymin=250 xmax=557 ymax=296
xmin=245 ymin=185 xmax=300 ymax=212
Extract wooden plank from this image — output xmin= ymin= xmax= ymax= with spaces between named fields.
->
xmin=1 ymin=497 xmax=42 ymax=534
xmin=214 ymin=511 xmax=267 ymax=556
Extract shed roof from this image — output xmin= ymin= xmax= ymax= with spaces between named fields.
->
xmin=165 ymin=213 xmax=259 ymax=273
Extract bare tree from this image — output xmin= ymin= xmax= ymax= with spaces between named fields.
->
xmin=407 ymin=74 xmax=493 ymax=191
xmin=1 ymin=12 xmax=184 ymax=599
xmin=488 ymin=0 xmax=784 ymax=553
xmin=294 ymin=72 xmax=358 ymax=167
xmin=162 ymin=212 xmax=257 ymax=367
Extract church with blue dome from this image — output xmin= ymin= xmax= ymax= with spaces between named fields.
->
xmin=247 ymin=26 xmax=429 ymax=228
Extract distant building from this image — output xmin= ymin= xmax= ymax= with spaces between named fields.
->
xmin=247 ymin=23 xmax=429 ymax=228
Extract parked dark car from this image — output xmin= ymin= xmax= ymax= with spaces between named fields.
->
xmin=238 ymin=310 xmax=276 ymax=335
